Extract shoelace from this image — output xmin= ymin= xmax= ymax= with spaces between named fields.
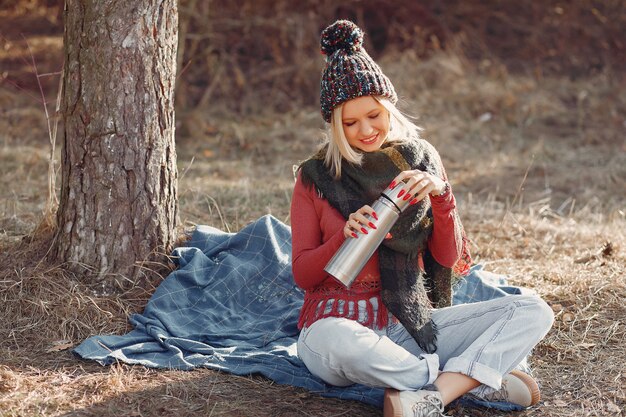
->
xmin=411 ymin=394 xmax=447 ymax=417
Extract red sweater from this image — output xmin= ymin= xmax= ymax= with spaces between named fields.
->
xmin=290 ymin=173 xmax=462 ymax=330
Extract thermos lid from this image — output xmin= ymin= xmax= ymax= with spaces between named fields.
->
xmin=381 ymin=183 xmax=412 ymax=212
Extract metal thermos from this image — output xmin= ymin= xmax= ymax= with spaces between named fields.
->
xmin=324 ymin=184 xmax=412 ymax=288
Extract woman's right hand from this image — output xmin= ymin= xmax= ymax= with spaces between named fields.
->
xmin=344 ymin=205 xmax=379 ymax=239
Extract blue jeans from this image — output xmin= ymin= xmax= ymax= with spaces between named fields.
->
xmin=297 ymin=295 xmax=554 ymax=396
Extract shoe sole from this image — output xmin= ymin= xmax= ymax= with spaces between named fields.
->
xmin=510 ymin=369 xmax=541 ymax=406
xmin=384 ymin=388 xmax=403 ymax=417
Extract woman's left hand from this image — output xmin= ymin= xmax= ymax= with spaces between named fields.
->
xmin=388 ymin=169 xmax=447 ymax=205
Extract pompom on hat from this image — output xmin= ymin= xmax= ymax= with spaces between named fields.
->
xmin=319 ymin=20 xmax=398 ymax=123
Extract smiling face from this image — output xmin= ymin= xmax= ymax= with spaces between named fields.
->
xmin=341 ymin=96 xmax=390 ymax=153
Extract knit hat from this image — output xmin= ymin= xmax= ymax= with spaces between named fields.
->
xmin=319 ymin=20 xmax=398 ymax=123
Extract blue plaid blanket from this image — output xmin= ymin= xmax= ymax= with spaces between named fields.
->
xmin=74 ymin=215 xmax=529 ymax=410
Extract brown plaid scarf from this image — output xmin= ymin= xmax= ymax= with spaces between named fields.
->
xmin=299 ymin=139 xmax=463 ymax=353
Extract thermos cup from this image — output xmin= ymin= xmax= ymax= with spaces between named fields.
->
xmin=324 ymin=184 xmax=412 ymax=287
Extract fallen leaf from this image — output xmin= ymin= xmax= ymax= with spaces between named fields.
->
xmin=551 ymin=303 xmax=563 ymax=313
xmin=46 ymin=340 xmax=74 ymax=353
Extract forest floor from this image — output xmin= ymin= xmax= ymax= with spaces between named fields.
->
xmin=1 ymin=4 xmax=625 ymax=417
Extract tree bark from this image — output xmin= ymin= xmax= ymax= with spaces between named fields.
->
xmin=53 ymin=0 xmax=178 ymax=280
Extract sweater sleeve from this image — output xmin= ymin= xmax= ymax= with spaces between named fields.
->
xmin=427 ymin=189 xmax=463 ymax=268
xmin=421 ymin=141 xmax=464 ymax=268
xmin=290 ymin=174 xmax=346 ymax=290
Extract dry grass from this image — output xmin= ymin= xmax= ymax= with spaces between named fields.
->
xmin=1 ymin=2 xmax=626 ymax=416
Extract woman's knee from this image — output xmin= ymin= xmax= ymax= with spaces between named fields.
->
xmin=299 ymin=318 xmax=392 ymax=385
xmin=535 ymin=297 xmax=555 ymax=332
xmin=516 ymin=295 xmax=555 ymax=335
xmin=298 ymin=319 xmax=360 ymax=386
xmin=300 ymin=318 xmax=377 ymax=364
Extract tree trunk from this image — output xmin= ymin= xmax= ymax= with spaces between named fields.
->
xmin=52 ymin=0 xmax=178 ymax=280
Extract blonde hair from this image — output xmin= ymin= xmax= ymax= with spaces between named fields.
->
xmin=324 ymin=96 xmax=423 ymax=178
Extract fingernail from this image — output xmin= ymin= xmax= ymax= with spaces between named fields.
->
xmin=389 ymin=180 xmax=396 ymax=189
xmin=398 ymin=189 xmax=405 ymax=198
xmin=368 ymin=222 xmax=377 ymax=229
xmin=403 ymin=193 xmax=412 ymax=201
xmin=360 ymin=227 xmax=368 ymax=234
xmin=410 ymin=198 xmax=418 ymax=205
xmin=351 ymin=232 xmax=358 ymax=238
xmin=372 ymin=212 xmax=378 ymax=220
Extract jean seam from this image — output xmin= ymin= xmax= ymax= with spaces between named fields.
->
xmin=444 ymin=357 xmax=502 ymax=391
xmin=468 ymin=300 xmax=519 ymax=376
xmin=435 ymin=304 xmax=512 ymax=330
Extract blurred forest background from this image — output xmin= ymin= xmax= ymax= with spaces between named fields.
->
xmin=2 ymin=0 xmax=625 ymax=228
xmin=0 ymin=1 xmax=625 ymax=416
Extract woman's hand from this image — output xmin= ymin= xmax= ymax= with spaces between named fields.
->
xmin=388 ymin=169 xmax=448 ymax=205
xmin=344 ymin=205 xmax=379 ymax=239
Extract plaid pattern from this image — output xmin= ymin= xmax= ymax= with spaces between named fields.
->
xmin=74 ymin=215 xmax=531 ymax=410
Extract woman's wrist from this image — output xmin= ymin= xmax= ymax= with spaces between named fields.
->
xmin=431 ymin=181 xmax=451 ymax=197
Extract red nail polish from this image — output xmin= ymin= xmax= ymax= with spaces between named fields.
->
xmin=360 ymin=227 xmax=368 ymax=234
xmin=385 ymin=233 xmax=393 ymax=239
xmin=389 ymin=180 xmax=396 ymax=189
xmin=351 ymin=232 xmax=358 ymax=238
xmin=368 ymin=222 xmax=377 ymax=229
xmin=403 ymin=193 xmax=411 ymax=201
xmin=372 ymin=212 xmax=378 ymax=220
xmin=410 ymin=199 xmax=418 ymax=205
xmin=398 ymin=189 xmax=405 ymax=198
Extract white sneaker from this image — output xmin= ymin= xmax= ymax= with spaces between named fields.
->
xmin=384 ymin=388 xmax=448 ymax=417
xmin=479 ymin=369 xmax=541 ymax=407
